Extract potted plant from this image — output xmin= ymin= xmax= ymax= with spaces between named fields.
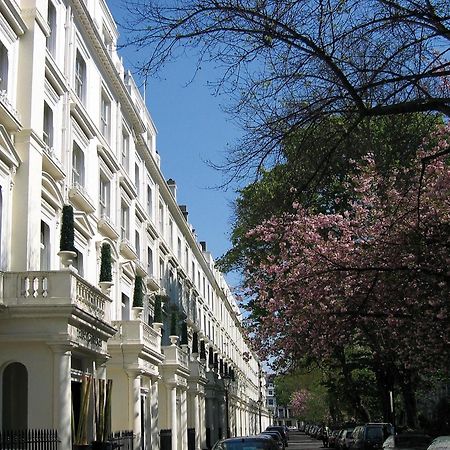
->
xmin=58 ymin=204 xmax=77 ymax=269
xmin=191 ymin=331 xmax=199 ymax=355
xmin=180 ymin=321 xmax=189 ymax=352
xmin=72 ymin=375 xmax=91 ymax=450
xmin=152 ymin=295 xmax=164 ymax=332
xmin=99 ymin=243 xmax=113 ymax=295
xmin=169 ymin=309 xmax=179 ymax=346
xmin=132 ymin=275 xmax=144 ymax=319
xmin=92 ymin=378 xmax=113 ymax=450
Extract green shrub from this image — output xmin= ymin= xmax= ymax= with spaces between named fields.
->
xmin=60 ymin=205 xmax=75 ymax=252
xmin=133 ymin=275 xmax=144 ymax=307
xmin=99 ymin=243 xmax=112 ymax=282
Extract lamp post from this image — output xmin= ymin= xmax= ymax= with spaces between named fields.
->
xmin=222 ymin=373 xmax=232 ymax=438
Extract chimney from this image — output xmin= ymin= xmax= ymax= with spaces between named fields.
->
xmin=179 ymin=205 xmax=188 ymax=221
xmin=167 ymin=179 xmax=177 ymax=199
xmin=200 ymin=241 xmax=207 ymax=252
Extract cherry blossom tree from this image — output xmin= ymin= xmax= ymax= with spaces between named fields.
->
xmin=245 ymin=125 xmax=450 ymax=426
xmin=290 ymin=389 xmax=311 ymax=418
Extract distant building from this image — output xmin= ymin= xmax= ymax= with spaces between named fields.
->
xmin=265 ymin=374 xmax=298 ymax=428
xmin=0 ymin=0 xmax=269 ymax=448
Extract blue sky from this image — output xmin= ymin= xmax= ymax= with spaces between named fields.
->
xmin=106 ymin=1 xmax=243 ymax=276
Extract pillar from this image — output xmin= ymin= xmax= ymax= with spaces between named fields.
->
xmin=51 ymin=345 xmax=72 ymax=450
xmin=169 ymin=384 xmax=178 ymax=450
xmin=180 ymin=387 xmax=188 ymax=450
xmin=127 ymin=371 xmax=141 ymax=450
xmin=199 ymin=394 xmax=207 ymax=450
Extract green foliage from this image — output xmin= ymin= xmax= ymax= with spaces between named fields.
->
xmin=133 ymin=275 xmax=144 ymax=307
xmin=99 ymin=243 xmax=112 ymax=282
xmin=153 ymin=295 xmax=163 ymax=323
xmin=181 ymin=321 xmax=188 ymax=345
xmin=170 ymin=309 xmax=178 ymax=336
xmin=192 ymin=331 xmax=199 ymax=353
xmin=60 ymin=204 xmax=75 ymax=252
xmin=218 ymin=114 xmax=442 ymax=274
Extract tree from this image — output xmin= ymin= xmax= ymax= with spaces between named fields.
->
xmin=218 ymin=114 xmax=441 ymax=274
xmin=119 ymin=0 xmax=449 ymax=181
xmin=245 ymin=124 xmax=450 ymax=426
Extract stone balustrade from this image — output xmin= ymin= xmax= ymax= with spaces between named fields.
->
xmin=110 ymin=319 xmax=161 ymax=354
xmin=1 ymin=270 xmax=111 ymax=323
xmin=163 ymin=344 xmax=189 ymax=370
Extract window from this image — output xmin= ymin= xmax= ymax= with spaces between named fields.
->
xmin=72 ymin=142 xmax=84 ymax=186
xmin=0 ymin=41 xmax=8 ymax=92
xmin=158 ymin=202 xmax=164 ymax=234
xmin=147 ymin=247 xmax=154 ymax=276
xmin=121 ymin=293 xmax=130 ymax=320
xmin=2 ymin=363 xmax=28 ymax=430
xmin=40 ymin=221 xmax=50 ymax=270
xmin=43 ymin=102 xmax=53 ymax=148
xmin=268 ymin=399 xmax=274 ymax=406
xmin=135 ymin=163 xmax=140 ymax=196
xmin=100 ymin=92 xmax=111 ymax=142
xmin=135 ymin=230 xmax=140 ymax=258
xmin=120 ymin=202 xmax=129 ymax=240
xmin=73 ymin=249 xmax=83 ymax=276
xmin=47 ymin=1 xmax=57 ymax=57
xmin=185 ymin=246 xmax=189 ymax=272
xmin=146 ymin=185 xmax=153 ymax=218
xmin=169 ymin=218 xmax=174 ymax=247
xmin=191 ymin=261 xmax=195 ymax=283
xmin=177 ymin=237 xmax=182 ymax=262
xmin=121 ymin=131 xmax=129 ymax=171
xmin=75 ymin=51 xmax=86 ymax=103
xmin=99 ymin=173 xmax=110 ymax=217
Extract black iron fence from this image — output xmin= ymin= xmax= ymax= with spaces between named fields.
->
xmin=108 ymin=431 xmax=133 ymax=450
xmin=0 ymin=429 xmax=58 ymax=450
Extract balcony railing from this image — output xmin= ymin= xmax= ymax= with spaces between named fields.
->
xmin=110 ymin=320 xmax=161 ymax=354
xmin=1 ymin=271 xmax=111 ymax=323
xmin=69 ymin=181 xmax=95 ymax=213
xmin=163 ymin=344 xmax=189 ymax=370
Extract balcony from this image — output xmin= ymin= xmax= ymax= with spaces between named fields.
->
xmin=98 ymin=214 xmax=119 ymax=240
xmin=119 ymin=238 xmax=137 ymax=260
xmin=162 ymin=344 xmax=190 ymax=372
xmin=42 ymin=145 xmax=65 ymax=180
xmin=69 ymin=182 xmax=95 ymax=213
xmin=0 ymin=270 xmax=115 ymax=354
xmin=0 ymin=90 xmax=21 ymax=131
xmin=110 ymin=320 xmax=162 ymax=356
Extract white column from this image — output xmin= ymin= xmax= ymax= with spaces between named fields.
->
xmin=169 ymin=384 xmax=178 ymax=450
xmin=51 ymin=345 xmax=72 ymax=450
xmin=151 ymin=377 xmax=160 ymax=450
xmin=199 ymin=394 xmax=207 ymax=450
xmin=193 ymin=392 xmax=200 ymax=450
xmin=181 ymin=387 xmax=188 ymax=450
xmin=127 ymin=371 xmax=141 ymax=450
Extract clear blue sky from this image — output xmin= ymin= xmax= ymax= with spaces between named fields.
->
xmin=107 ymin=1 xmax=242 ymax=271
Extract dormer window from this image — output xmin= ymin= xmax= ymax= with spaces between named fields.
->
xmin=0 ymin=42 xmax=8 ymax=92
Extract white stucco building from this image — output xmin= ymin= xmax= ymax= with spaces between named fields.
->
xmin=0 ymin=0 xmax=269 ymax=448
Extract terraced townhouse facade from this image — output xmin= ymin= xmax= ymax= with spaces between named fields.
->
xmin=0 ymin=0 xmax=269 ymax=448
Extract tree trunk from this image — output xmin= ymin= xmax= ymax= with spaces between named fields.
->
xmin=374 ymin=368 xmax=395 ymax=424
xmin=399 ymin=372 xmax=418 ymax=429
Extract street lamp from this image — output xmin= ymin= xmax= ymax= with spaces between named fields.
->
xmin=222 ymin=373 xmax=233 ymax=438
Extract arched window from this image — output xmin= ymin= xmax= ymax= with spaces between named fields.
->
xmin=2 ymin=362 xmax=28 ymax=430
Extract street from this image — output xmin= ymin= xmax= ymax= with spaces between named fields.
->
xmin=288 ymin=432 xmax=324 ymax=450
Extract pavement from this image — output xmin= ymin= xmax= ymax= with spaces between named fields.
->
xmin=287 ymin=432 xmax=325 ymax=450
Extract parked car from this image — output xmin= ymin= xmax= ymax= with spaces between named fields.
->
xmin=383 ymin=433 xmax=431 ymax=450
xmin=337 ymin=428 xmax=356 ymax=450
xmin=426 ymin=437 xmax=450 ymax=450
xmin=212 ymin=436 xmax=279 ymax=450
xmin=260 ymin=431 xmax=285 ymax=450
xmin=266 ymin=426 xmax=289 ymax=447
xmin=329 ymin=430 xmax=341 ymax=448
xmin=352 ymin=423 xmax=393 ymax=450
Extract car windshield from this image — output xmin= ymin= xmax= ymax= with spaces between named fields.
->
xmin=395 ymin=436 xmax=431 ymax=448
xmin=366 ymin=428 xmax=383 ymax=441
xmin=216 ymin=440 xmax=275 ymax=450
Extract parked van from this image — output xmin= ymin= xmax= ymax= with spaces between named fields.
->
xmin=352 ymin=424 xmax=393 ymax=450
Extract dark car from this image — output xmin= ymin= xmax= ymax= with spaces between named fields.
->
xmin=212 ymin=436 xmax=279 ymax=450
xmin=352 ymin=423 xmax=393 ymax=450
xmin=260 ymin=431 xmax=285 ymax=450
xmin=338 ymin=428 xmax=356 ymax=450
xmin=266 ymin=426 xmax=289 ymax=447
xmin=383 ymin=433 xmax=432 ymax=450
